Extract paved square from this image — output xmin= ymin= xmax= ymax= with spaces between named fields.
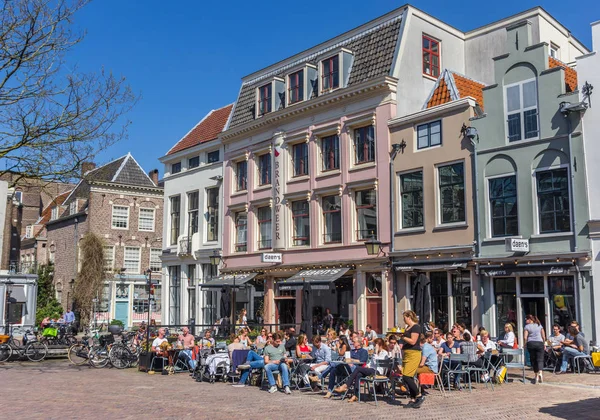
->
xmin=1 ymin=360 xmax=599 ymax=419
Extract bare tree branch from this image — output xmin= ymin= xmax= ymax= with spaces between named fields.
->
xmin=0 ymin=0 xmax=137 ymax=184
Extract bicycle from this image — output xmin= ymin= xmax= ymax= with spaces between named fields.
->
xmin=68 ymin=335 xmax=94 ymax=366
xmin=0 ymin=329 xmax=48 ymax=362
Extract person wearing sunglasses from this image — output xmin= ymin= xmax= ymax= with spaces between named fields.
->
xmin=256 ymin=329 xmax=268 ymax=344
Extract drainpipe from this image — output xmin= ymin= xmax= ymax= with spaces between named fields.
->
xmin=389 ymin=142 xmax=404 ymax=326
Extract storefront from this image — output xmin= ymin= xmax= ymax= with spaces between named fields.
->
xmin=200 ymin=272 xmax=260 ymax=326
xmin=480 ymin=262 xmax=583 ymax=345
xmin=395 ymin=261 xmax=477 ymax=333
xmin=1 ymin=274 xmax=38 ymax=333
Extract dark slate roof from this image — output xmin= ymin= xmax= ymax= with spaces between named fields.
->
xmin=84 ymin=153 xmax=157 ymax=188
xmin=229 ymin=16 xmax=402 ymax=128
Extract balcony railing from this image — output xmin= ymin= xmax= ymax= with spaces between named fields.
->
xmin=9 ymin=261 xmax=37 ymax=274
xmin=323 ymin=232 xmax=342 ymax=244
xmin=356 ymin=229 xmax=377 ymax=241
xmin=258 ymin=239 xmax=272 ymax=250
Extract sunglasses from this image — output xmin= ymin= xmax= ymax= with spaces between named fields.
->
xmin=268 ymin=335 xmax=273 ymax=338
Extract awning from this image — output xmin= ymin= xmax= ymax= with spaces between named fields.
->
xmin=8 ymin=286 xmax=27 ymax=302
xmin=481 ymin=263 xmax=574 ymax=277
xmin=200 ymin=273 xmax=258 ymax=289
xmin=395 ymin=263 xmax=467 ymax=272
xmin=278 ymin=268 xmax=350 ymax=291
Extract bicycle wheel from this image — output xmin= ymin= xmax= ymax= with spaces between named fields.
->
xmin=109 ymin=344 xmax=131 ymax=369
xmin=68 ymin=343 xmax=89 ymax=366
xmin=88 ymin=346 xmax=110 ymax=368
xmin=0 ymin=344 xmax=12 ymax=362
xmin=25 ymin=341 xmax=48 ymax=362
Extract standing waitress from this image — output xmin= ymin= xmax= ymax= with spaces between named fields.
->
xmin=401 ymin=310 xmax=425 ymax=409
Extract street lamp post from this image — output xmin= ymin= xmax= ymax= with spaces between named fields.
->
xmin=144 ymin=269 xmax=153 ymax=352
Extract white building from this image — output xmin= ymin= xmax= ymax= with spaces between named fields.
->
xmin=159 ymin=104 xmax=233 ymax=327
xmin=577 ymin=20 xmax=600 ymax=342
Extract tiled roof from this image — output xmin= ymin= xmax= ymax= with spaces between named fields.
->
xmin=548 ymin=57 xmax=578 ymax=93
xmin=84 ymin=153 xmax=157 ymax=188
xmin=228 ymin=16 xmax=402 ymax=128
xmin=36 ymin=190 xmax=71 ymax=226
xmin=167 ymin=104 xmax=233 ymax=155
xmin=424 ymin=69 xmax=485 ymax=109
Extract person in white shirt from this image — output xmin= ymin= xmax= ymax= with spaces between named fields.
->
xmin=548 ymin=324 xmax=565 ymax=350
xmin=476 ymin=330 xmax=497 ymax=354
xmin=432 ymin=329 xmax=444 ymax=349
xmin=152 ymin=328 xmax=168 ymax=354
xmin=365 ymin=324 xmax=378 ymax=343
xmin=497 ymin=323 xmax=516 ymax=348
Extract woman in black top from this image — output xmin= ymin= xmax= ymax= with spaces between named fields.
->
xmin=401 ymin=310 xmax=424 ymax=409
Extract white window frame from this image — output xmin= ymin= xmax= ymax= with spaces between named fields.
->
xmin=484 ymin=172 xmax=519 ymax=239
xmin=69 ymin=201 xmax=78 ymax=215
xmin=206 ymin=149 xmax=221 ymax=164
xmin=104 ymin=246 xmax=115 ymax=272
xmin=320 ymin=193 xmax=343 ymax=245
xmin=138 ymin=207 xmax=156 ymax=232
xmin=150 ymin=248 xmax=162 ymax=272
xmin=435 ymin=160 xmax=467 ymax=227
xmin=51 ymin=207 xmax=59 ymax=220
xmin=205 ymin=187 xmax=219 ymax=243
xmin=25 ymin=225 xmax=33 ymax=239
xmin=531 ymin=163 xmax=572 ymax=235
xmin=353 ymin=188 xmax=377 ymax=242
xmin=123 ymin=246 xmax=141 ymax=274
xmin=504 ymin=77 xmax=539 ymax=143
xmin=111 ymin=205 xmax=130 ymax=230
xmin=549 ymin=42 xmax=560 ymax=59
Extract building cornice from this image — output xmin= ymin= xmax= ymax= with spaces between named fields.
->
xmin=222 ymin=76 xmax=398 ymax=142
xmin=88 ymin=180 xmax=163 ymax=194
xmin=388 ymin=98 xmax=474 ymax=128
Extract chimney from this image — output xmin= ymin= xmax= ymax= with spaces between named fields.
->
xmin=149 ymin=169 xmax=159 ymax=186
xmin=81 ymin=162 xmax=96 ymax=177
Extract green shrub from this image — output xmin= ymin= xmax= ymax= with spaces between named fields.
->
xmin=109 ymin=319 xmax=124 ymax=328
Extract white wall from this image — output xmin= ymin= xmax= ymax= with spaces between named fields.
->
xmin=0 ymin=180 xmax=7 ymax=275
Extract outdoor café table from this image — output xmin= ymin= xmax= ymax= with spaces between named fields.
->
xmin=166 ymin=348 xmax=182 ymax=373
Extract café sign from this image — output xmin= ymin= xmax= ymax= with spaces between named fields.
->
xmin=261 ymin=253 xmax=283 ymax=264
xmin=505 ymin=238 xmax=529 ymax=253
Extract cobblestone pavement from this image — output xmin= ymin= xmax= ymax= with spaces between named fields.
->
xmin=1 ymin=360 xmax=599 ymax=419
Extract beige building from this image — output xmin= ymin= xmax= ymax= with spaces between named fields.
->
xmin=388 ymin=70 xmax=484 ymax=332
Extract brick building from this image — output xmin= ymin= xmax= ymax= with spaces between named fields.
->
xmin=45 ymin=154 xmax=163 ymax=327
xmin=0 ymin=173 xmax=73 ymax=272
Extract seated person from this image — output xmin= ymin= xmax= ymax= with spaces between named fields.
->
xmin=365 ymin=324 xmax=378 ymax=344
xmin=452 ymin=332 xmax=478 ymax=388
xmin=295 ymin=334 xmax=311 ymax=357
xmin=238 ymin=327 xmax=253 ymax=347
xmin=326 ymin=328 xmax=338 ymax=351
xmin=284 ymin=327 xmax=297 ymax=354
xmin=198 ymin=329 xmax=215 ymax=348
xmin=325 ymin=337 xmax=369 ymax=397
xmin=557 ymin=326 xmax=592 ymax=373
xmin=298 ymin=335 xmax=331 ymax=386
xmin=548 ymin=324 xmax=565 ymax=352
xmin=177 ymin=326 xmax=197 ymax=369
xmin=387 ymin=335 xmax=402 ymax=359
xmin=438 ymin=332 xmax=460 ymax=356
xmin=497 ymin=323 xmax=516 ymax=348
xmin=333 ymin=338 xmax=388 ymax=402
xmin=319 ymin=335 xmax=350 ymax=391
xmin=432 ymin=329 xmax=445 ymax=349
xmin=416 ymin=332 xmax=438 ymax=375
xmin=227 ymin=334 xmax=248 ymax=359
xmin=263 ymin=333 xmax=292 ymax=394
xmin=358 ymin=330 xmax=368 ymax=348
xmin=151 ymin=328 xmax=168 ymax=356
xmin=256 ymin=328 xmax=268 ymax=345
xmin=476 ymin=330 xmax=497 ymax=354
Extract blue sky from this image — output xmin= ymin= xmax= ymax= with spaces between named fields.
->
xmin=70 ymin=0 xmax=599 ymax=174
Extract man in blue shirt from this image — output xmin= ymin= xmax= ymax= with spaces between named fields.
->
xmin=329 ymin=338 xmax=369 ymax=396
xmin=64 ymin=309 xmax=75 ymax=324
xmin=417 ymin=332 xmax=438 ymax=374
xmin=299 ymin=335 xmax=331 ymax=386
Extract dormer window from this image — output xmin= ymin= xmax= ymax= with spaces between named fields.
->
xmin=505 ymin=79 xmax=538 ymax=142
xmin=69 ymin=201 xmax=77 ymax=215
xmin=288 ymin=70 xmax=304 ymax=104
xmin=422 ymin=35 xmax=440 ymax=78
xmin=258 ymin=83 xmax=272 ymax=115
xmin=171 ymin=161 xmax=181 ymax=174
xmin=25 ymin=225 xmax=33 ymax=239
xmin=51 ymin=207 xmax=59 ymax=220
xmin=322 ymin=55 xmax=339 ymax=91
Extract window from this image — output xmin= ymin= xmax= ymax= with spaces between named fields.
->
xmin=537 ymin=168 xmax=570 ymax=233
xmin=430 ymin=272 xmax=449 ymax=331
xmin=187 ymin=191 xmax=199 ymax=236
xmin=170 ymin=196 xmax=181 ymax=245
xmin=112 ymin=205 xmax=129 ymax=229
xmin=14 ymin=190 xmax=22 ymax=203
xmin=139 ymin=207 xmax=155 ymax=232
xmin=292 ymin=200 xmax=310 ymax=246
xmin=236 ymin=160 xmax=247 ymax=191
xmin=188 ymin=156 xmax=200 ymax=169
xmin=51 ymin=207 xmax=59 ymax=220
xmin=452 ymin=271 xmax=471 ymax=330
xmin=235 ymin=211 xmax=247 ymax=252
xmin=207 ymin=150 xmax=220 ymax=163
xmin=103 ymin=246 xmax=114 ymax=271
xmin=417 ymin=120 xmax=441 ymax=149
xmin=438 ymin=162 xmax=465 ymax=224
xmin=206 ymin=188 xmax=219 ymax=241
xmin=400 ymin=171 xmax=424 ymax=229
xmin=187 ymin=264 xmax=196 ymax=321
xmin=322 ymin=55 xmax=339 ymax=91
xmin=258 ymin=83 xmax=272 ymax=115
xmin=506 ymin=79 xmax=538 ymax=141
xmin=322 ymin=195 xmax=341 ymax=243
xmin=356 ymin=189 xmax=377 ymax=240
xmin=520 ymin=276 xmax=544 ymax=294
xmin=422 ymin=35 xmax=440 ymax=77
xmin=321 ymin=135 xmax=340 ymax=171
xmin=171 ymin=162 xmax=182 ymax=174
xmin=69 ymin=201 xmax=78 ymax=215
xmin=354 ymin=126 xmax=375 ymax=164
xmin=258 ymin=153 xmax=271 ymax=185
xmin=25 ymin=225 xmax=33 ymax=239
xmin=150 ymin=248 xmax=162 ymax=272
xmin=169 ymin=266 xmax=181 ymax=325
xmin=550 ymin=276 xmax=576 ymax=328
xmin=489 ymin=175 xmax=518 ymax=237
xmin=133 ymin=284 xmax=150 ymax=317
xmin=550 ymin=43 xmax=560 ymax=59
xmin=289 ymin=70 xmax=304 ymax=104
xmin=292 ymin=143 xmax=308 ymax=176
xmin=124 ymin=247 xmax=141 ymax=273
xmin=257 ymin=206 xmax=272 ymax=249
xmin=494 ymin=278 xmax=517 ymax=334
xmin=201 ymin=263 xmax=218 ymax=324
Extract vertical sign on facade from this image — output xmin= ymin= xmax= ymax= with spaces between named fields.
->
xmin=273 ymin=132 xmax=285 ymax=250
